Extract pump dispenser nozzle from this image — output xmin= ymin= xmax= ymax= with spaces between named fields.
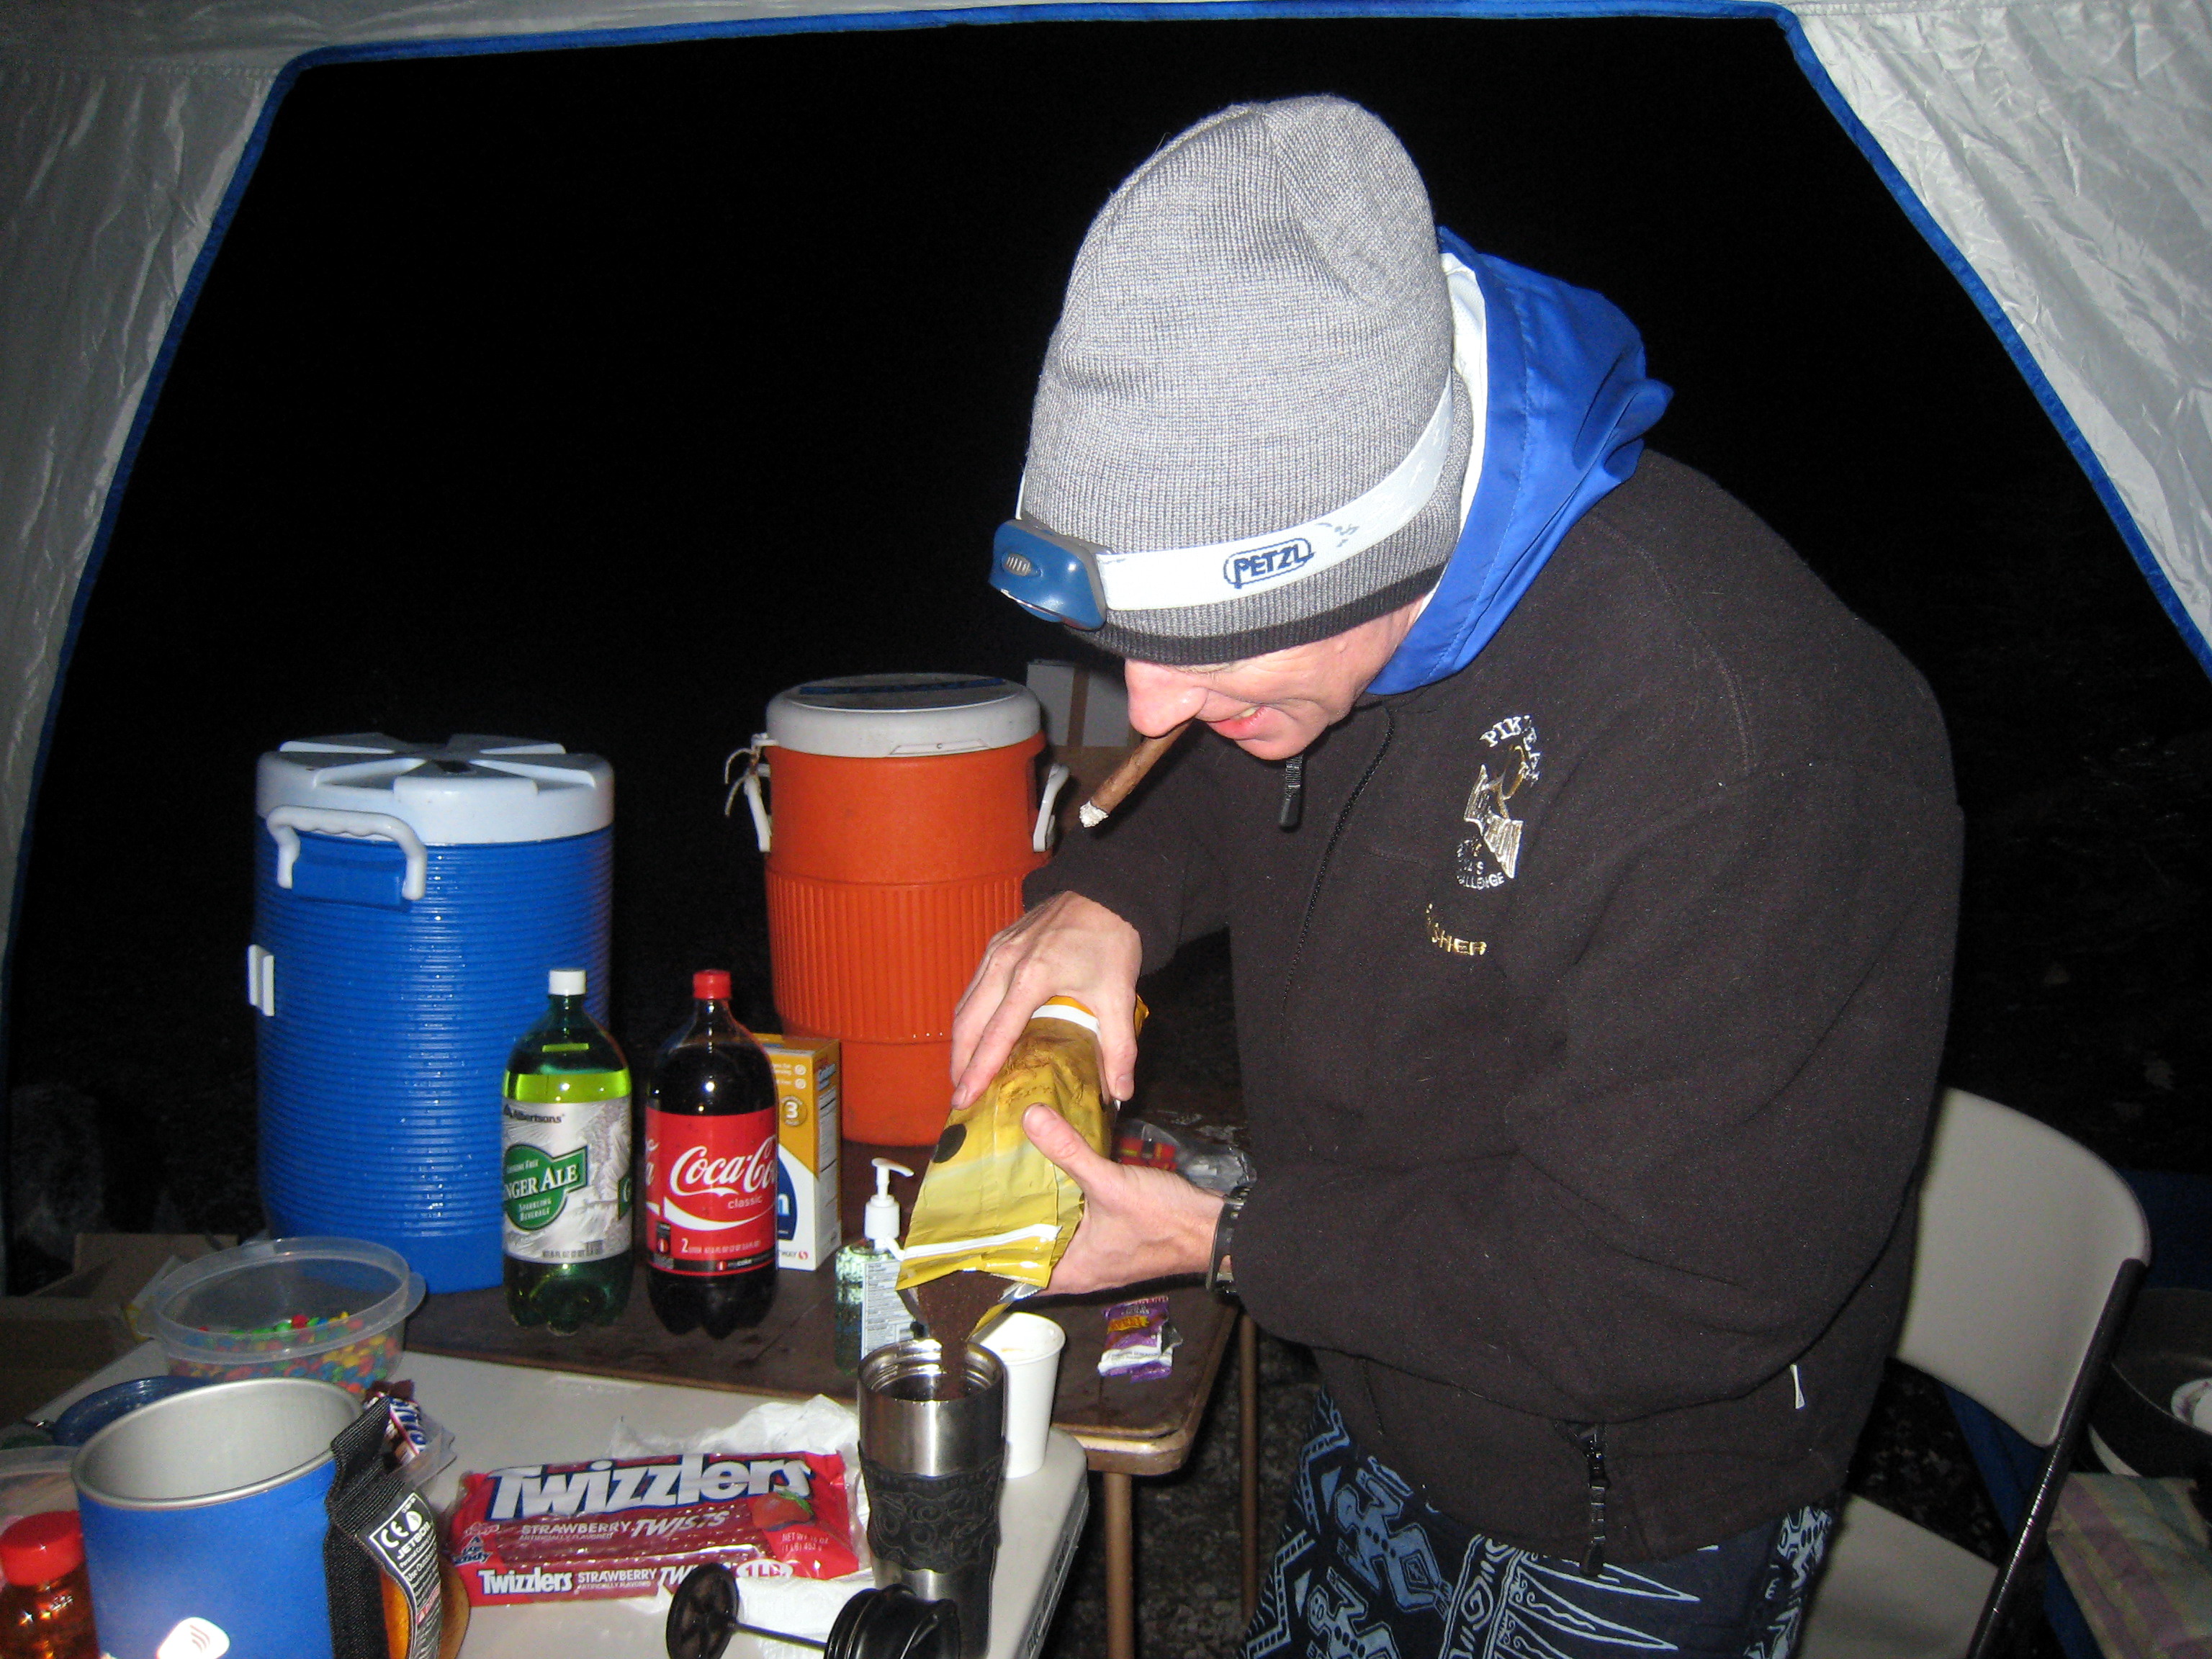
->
xmin=866 ymin=1159 xmax=914 ymax=1251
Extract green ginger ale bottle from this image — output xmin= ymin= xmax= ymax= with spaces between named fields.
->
xmin=503 ymin=968 xmax=633 ymax=1331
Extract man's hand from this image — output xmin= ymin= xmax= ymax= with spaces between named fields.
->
xmin=1022 ymin=1104 xmax=1223 ymax=1295
xmin=949 ymin=892 xmax=1143 ymax=1108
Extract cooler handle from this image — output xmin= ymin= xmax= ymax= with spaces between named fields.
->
xmin=1033 ymin=763 xmax=1072 ymax=853
xmin=724 ymin=736 xmax=775 ymax=853
xmin=266 ymin=806 xmax=428 ymax=902
xmin=721 ymin=743 xmax=1068 ymax=855
xmin=246 ymin=943 xmax=276 ymax=1017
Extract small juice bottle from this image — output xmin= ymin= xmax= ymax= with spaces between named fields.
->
xmin=0 ymin=1511 xmax=98 ymax=1659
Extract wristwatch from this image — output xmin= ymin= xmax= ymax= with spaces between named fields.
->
xmin=1207 ymin=1183 xmax=1253 ymax=1305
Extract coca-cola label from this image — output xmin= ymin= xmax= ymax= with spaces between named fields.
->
xmin=643 ymin=1106 xmax=776 ymax=1273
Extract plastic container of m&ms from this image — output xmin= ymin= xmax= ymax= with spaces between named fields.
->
xmin=148 ymin=1237 xmax=425 ymax=1395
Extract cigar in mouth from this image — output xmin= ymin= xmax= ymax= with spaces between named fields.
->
xmin=1079 ymin=722 xmax=1192 ymax=827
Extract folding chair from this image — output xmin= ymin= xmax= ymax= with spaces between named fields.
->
xmin=1799 ymin=1088 xmax=2149 ymax=1659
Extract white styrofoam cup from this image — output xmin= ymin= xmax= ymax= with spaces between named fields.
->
xmin=981 ymin=1310 xmax=1066 ymax=1479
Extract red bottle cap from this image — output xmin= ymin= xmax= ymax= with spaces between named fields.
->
xmin=1 ymin=1510 xmax=84 ymax=1586
xmin=693 ymin=970 xmax=732 ymax=1002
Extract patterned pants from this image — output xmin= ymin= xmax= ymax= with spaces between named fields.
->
xmin=1241 ymin=1393 xmax=1835 ymax=1659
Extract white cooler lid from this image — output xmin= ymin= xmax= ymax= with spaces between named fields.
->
xmin=765 ymin=674 xmax=1041 ymax=757
xmin=256 ymin=734 xmax=613 ymax=845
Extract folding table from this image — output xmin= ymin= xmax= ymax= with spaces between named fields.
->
xmin=406 ymin=1141 xmax=1254 ymax=1659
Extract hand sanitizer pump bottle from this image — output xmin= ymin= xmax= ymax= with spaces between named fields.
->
xmin=834 ymin=1158 xmax=916 ymax=1372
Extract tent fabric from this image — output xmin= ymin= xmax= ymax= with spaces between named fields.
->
xmin=3 ymin=0 xmax=2211 ymax=981
xmin=1789 ymin=0 xmax=2212 ymax=667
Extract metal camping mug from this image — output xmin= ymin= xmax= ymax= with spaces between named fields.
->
xmin=856 ymin=1339 xmax=1007 ymax=1659
xmin=71 ymin=1375 xmax=360 ymax=1659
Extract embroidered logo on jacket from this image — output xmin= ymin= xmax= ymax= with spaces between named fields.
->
xmin=1424 ymin=905 xmax=1486 ymax=957
xmin=1455 ymin=716 xmax=1542 ymax=891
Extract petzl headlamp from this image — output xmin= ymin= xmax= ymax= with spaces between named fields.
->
xmin=990 ymin=367 xmax=1457 ymax=631
xmin=990 ymin=519 xmax=1108 ymax=630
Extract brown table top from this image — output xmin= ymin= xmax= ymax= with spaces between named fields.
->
xmin=405 ymin=1141 xmax=1236 ymax=1478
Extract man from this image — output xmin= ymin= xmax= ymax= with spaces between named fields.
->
xmin=950 ymin=97 xmax=1961 ymax=1658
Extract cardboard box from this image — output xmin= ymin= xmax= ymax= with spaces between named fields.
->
xmin=757 ymin=1035 xmax=842 ymax=1270
xmin=0 ymin=1298 xmax=136 ymax=1427
xmin=68 ymin=1232 xmax=236 ymax=1336
xmin=1027 ymin=659 xmax=1133 ymax=747
xmin=0 ymin=1233 xmax=234 ymax=1426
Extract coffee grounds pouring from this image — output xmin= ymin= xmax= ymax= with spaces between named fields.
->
xmin=906 ymin=1272 xmax=1018 ymax=1395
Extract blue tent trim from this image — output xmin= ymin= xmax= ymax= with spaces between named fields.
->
xmin=68 ymin=0 xmax=2212 ymax=729
xmin=18 ymin=0 xmax=2206 ymax=1059
xmin=337 ymin=0 xmax=2204 ymax=678
xmin=1766 ymin=16 xmax=2212 ymax=675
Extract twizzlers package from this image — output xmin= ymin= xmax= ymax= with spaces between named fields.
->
xmin=447 ymin=1451 xmax=857 ymax=1606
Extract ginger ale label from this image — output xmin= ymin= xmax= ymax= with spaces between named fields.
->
xmin=502 ymin=1089 xmax=631 ymax=1264
xmin=503 ymin=1144 xmax=589 ymax=1231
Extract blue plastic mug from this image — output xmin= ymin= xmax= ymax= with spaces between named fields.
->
xmin=72 ymin=1376 xmax=360 ymax=1659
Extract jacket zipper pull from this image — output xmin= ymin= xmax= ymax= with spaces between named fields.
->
xmin=1277 ymin=754 xmax=1305 ymax=830
xmin=1578 ymin=1428 xmax=1609 ymax=1577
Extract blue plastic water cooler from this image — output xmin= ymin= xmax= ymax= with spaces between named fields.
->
xmin=251 ymin=734 xmax=613 ymax=1292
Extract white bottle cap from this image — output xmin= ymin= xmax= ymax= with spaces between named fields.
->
xmin=866 ymin=1158 xmax=914 ymax=1249
xmin=548 ymin=968 xmax=587 ymax=997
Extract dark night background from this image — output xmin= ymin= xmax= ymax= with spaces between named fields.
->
xmin=5 ymin=13 xmax=2210 ymax=1655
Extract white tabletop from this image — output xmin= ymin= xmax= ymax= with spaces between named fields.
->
xmin=41 ymin=1345 xmax=1089 ymax=1659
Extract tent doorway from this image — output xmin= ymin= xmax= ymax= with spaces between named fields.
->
xmin=6 ymin=10 xmax=2206 ymax=1274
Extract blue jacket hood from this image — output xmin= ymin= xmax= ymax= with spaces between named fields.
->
xmin=1367 ymin=232 xmax=1673 ymax=696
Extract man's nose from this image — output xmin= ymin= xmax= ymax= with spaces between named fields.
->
xmin=1123 ymin=662 xmax=1208 ymax=737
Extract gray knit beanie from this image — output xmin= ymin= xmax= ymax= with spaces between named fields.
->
xmin=1017 ymin=96 xmax=1467 ymax=664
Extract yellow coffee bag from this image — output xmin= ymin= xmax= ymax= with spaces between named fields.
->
xmin=896 ymin=997 xmax=1138 ymax=1299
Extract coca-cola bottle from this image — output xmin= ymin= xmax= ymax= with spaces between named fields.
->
xmin=641 ymin=970 xmax=779 ymax=1336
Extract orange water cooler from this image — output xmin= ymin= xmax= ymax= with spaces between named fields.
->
xmin=738 ymin=674 xmax=1070 ymax=1144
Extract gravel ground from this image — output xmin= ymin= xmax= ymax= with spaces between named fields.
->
xmin=1039 ymin=1328 xmax=1321 ymax=1659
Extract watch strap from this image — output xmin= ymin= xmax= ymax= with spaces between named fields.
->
xmin=1207 ymin=1182 xmax=1253 ymax=1303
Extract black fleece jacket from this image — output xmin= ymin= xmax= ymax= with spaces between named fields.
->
xmin=1027 ymin=453 xmax=1963 ymax=1562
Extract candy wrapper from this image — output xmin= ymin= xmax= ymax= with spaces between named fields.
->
xmin=1114 ymin=1118 xmax=1256 ymax=1195
xmin=897 ymin=998 xmax=1142 ymax=1304
xmin=367 ymin=1382 xmax=454 ymax=1490
xmin=1098 ymin=1295 xmax=1179 ymax=1382
xmin=446 ymin=1450 xmax=858 ymax=1606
